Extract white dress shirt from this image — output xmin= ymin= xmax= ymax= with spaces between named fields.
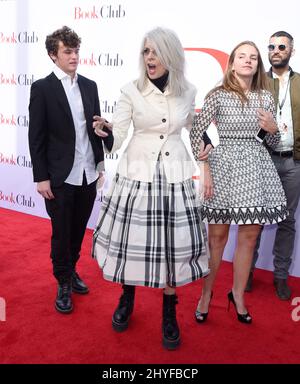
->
xmin=53 ymin=65 xmax=98 ymax=185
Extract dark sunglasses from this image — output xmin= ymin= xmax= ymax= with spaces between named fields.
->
xmin=268 ymin=44 xmax=287 ymax=52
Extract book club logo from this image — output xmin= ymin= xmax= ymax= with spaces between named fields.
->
xmin=0 ymin=190 xmax=35 ymax=208
xmin=79 ymin=52 xmax=123 ymax=67
xmin=0 ymin=113 xmax=29 ymax=127
xmin=0 ymin=31 xmax=38 ymax=44
xmin=0 ymin=73 xmax=35 ymax=86
xmin=0 ymin=153 xmax=32 ymax=168
xmin=74 ymin=4 xmax=126 ymax=20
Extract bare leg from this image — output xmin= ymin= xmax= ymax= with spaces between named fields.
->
xmin=197 ymin=224 xmax=230 ymax=313
xmin=231 ymin=224 xmax=261 ymax=314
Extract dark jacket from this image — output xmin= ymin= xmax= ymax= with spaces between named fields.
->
xmin=28 ymin=72 xmax=113 ymax=186
xmin=267 ymin=68 xmax=300 ymax=160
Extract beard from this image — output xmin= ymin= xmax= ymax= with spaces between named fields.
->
xmin=269 ymin=52 xmax=292 ymax=68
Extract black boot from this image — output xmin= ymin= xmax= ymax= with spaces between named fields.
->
xmin=162 ymin=293 xmax=180 ymax=350
xmin=55 ymin=280 xmax=73 ymax=314
xmin=71 ymin=271 xmax=89 ymax=294
xmin=112 ymin=285 xmax=135 ymax=332
xmin=274 ymin=278 xmax=291 ymax=300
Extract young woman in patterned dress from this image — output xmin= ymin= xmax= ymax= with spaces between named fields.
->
xmin=92 ymin=27 xmax=210 ymax=349
xmin=190 ymin=41 xmax=287 ymax=324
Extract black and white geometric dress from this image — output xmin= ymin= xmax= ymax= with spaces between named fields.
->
xmin=190 ymin=89 xmax=288 ymax=225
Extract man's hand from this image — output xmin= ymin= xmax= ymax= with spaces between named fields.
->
xmin=93 ymin=115 xmax=113 ymax=137
xmin=37 ymin=180 xmax=54 ymax=200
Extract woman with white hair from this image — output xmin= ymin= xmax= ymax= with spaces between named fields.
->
xmin=92 ymin=27 xmax=209 ymax=350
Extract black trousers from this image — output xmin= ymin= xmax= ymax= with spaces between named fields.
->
xmin=45 ymin=175 xmax=97 ymax=283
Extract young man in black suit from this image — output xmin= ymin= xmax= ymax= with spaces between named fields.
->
xmin=28 ymin=26 xmax=113 ymax=314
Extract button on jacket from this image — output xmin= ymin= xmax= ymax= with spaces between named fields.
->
xmin=28 ymin=72 xmax=114 ymax=187
xmin=109 ymin=79 xmax=197 ymax=183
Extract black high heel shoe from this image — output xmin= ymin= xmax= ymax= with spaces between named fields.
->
xmin=195 ymin=292 xmax=213 ymax=323
xmin=227 ymin=291 xmax=252 ymax=324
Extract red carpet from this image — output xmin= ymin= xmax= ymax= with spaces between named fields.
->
xmin=0 ymin=207 xmax=299 ymax=364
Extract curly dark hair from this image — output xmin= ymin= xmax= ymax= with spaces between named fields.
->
xmin=45 ymin=26 xmax=81 ymax=56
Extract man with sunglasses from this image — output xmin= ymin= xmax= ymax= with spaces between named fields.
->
xmin=246 ymin=31 xmax=300 ymax=300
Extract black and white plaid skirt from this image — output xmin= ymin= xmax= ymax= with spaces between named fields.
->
xmin=92 ymin=157 xmax=209 ymax=288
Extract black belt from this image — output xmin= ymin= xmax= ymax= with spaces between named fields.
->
xmin=271 ymin=150 xmax=293 ymax=158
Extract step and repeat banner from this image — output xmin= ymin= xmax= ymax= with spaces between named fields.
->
xmin=1 ymin=0 xmax=300 ymax=275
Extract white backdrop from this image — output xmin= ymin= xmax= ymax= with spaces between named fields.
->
xmin=0 ymin=0 xmax=299 ymax=276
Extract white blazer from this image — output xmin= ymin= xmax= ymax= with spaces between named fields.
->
xmin=109 ymin=79 xmax=197 ymax=183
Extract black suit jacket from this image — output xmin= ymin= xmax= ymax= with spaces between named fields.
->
xmin=28 ymin=72 xmax=113 ymax=187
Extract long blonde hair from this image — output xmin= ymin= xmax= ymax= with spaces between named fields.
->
xmin=210 ymin=41 xmax=267 ymax=103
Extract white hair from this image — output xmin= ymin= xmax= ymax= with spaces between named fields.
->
xmin=137 ymin=27 xmax=189 ymax=96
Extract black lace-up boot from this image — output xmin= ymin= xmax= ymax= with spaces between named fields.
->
xmin=112 ymin=285 xmax=135 ymax=332
xmin=55 ymin=279 xmax=73 ymax=314
xmin=162 ymin=293 xmax=180 ymax=350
